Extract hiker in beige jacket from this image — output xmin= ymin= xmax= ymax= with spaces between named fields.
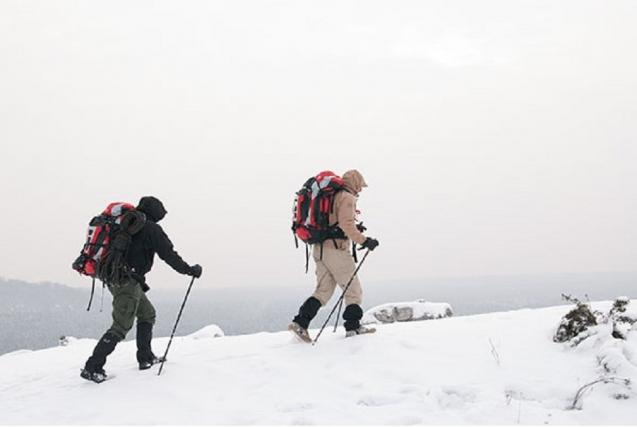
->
xmin=289 ymin=170 xmax=380 ymax=341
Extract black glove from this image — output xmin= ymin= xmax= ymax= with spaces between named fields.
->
xmin=356 ymin=222 xmax=367 ymax=233
xmin=361 ymin=237 xmax=380 ymax=251
xmin=189 ymin=264 xmax=203 ymax=278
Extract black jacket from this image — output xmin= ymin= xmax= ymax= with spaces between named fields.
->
xmin=126 ymin=197 xmax=191 ymax=288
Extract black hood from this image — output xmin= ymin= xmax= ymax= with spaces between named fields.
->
xmin=137 ymin=196 xmax=167 ymax=223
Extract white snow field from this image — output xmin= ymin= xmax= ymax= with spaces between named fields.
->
xmin=1 ymin=303 xmax=635 ymax=425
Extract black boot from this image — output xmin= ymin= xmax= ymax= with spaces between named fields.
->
xmin=82 ymin=332 xmax=119 ymax=383
xmin=292 ymin=297 xmax=322 ymax=330
xmin=343 ymin=304 xmax=363 ymax=332
xmin=136 ymin=321 xmax=161 ymax=370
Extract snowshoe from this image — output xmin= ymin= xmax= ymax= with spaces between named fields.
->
xmin=139 ymin=355 xmax=166 ymax=371
xmin=288 ymin=322 xmax=312 ymax=343
xmin=80 ymin=368 xmax=108 ymax=383
xmin=345 ymin=325 xmax=377 ymax=338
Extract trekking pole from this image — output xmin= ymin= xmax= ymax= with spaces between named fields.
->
xmin=333 ymin=243 xmax=363 ymax=332
xmin=99 ymin=283 xmax=105 ymax=312
xmin=86 ymin=277 xmax=96 ymax=311
xmin=158 ymin=276 xmax=196 ymax=376
xmin=313 ymin=250 xmax=371 ymax=345
xmin=333 ymin=298 xmax=344 ymax=333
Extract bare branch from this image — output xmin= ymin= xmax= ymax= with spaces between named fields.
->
xmin=488 ymin=338 xmax=501 ymax=366
xmin=569 ymin=377 xmax=631 ymax=410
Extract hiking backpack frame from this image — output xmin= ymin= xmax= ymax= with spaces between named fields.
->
xmin=292 ymin=171 xmax=348 ymax=271
xmin=72 ymin=202 xmax=146 ymax=310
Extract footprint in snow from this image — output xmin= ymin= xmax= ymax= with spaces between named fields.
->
xmin=279 ymin=402 xmax=315 ymax=413
xmin=433 ymin=386 xmax=478 ymax=408
xmin=398 ymin=385 xmax=426 ymax=396
xmin=290 ymin=415 xmax=315 ymax=425
xmin=399 ymin=339 xmax=423 ymax=350
xmin=357 ymin=393 xmax=404 ymax=407
xmin=396 ymin=415 xmax=424 ymax=425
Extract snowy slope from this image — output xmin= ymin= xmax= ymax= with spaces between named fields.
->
xmin=0 ymin=303 xmax=635 ymax=425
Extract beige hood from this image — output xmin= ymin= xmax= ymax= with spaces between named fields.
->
xmin=343 ymin=170 xmax=368 ymax=195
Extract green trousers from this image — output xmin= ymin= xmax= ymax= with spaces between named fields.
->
xmin=106 ymin=279 xmax=156 ymax=341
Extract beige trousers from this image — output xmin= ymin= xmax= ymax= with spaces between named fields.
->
xmin=311 ymin=243 xmax=363 ymax=306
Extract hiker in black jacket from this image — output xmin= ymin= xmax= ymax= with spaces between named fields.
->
xmin=81 ymin=196 xmax=202 ymax=383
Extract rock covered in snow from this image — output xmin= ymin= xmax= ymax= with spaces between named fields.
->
xmin=58 ymin=336 xmax=78 ymax=347
xmin=188 ymin=324 xmax=225 ymax=340
xmin=362 ymin=299 xmax=453 ymax=325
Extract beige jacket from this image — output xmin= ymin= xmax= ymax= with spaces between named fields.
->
xmin=328 ymin=170 xmax=368 ymax=247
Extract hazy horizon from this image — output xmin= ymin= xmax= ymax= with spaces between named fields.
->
xmin=4 ymin=268 xmax=637 ymax=291
xmin=2 ymin=271 xmax=635 ymax=355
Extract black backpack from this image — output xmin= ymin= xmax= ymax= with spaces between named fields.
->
xmin=72 ymin=202 xmax=146 ymax=309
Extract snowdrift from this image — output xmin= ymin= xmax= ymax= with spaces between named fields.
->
xmin=0 ymin=303 xmax=635 ymax=425
xmin=187 ymin=324 xmax=225 ymax=340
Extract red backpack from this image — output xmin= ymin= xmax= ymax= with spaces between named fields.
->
xmin=72 ymin=202 xmax=145 ymax=309
xmin=292 ymin=171 xmax=347 ymax=270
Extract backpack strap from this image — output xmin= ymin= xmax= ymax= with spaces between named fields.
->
xmin=305 ymin=244 xmax=310 ymax=274
xmin=329 ymin=191 xmax=338 ymax=214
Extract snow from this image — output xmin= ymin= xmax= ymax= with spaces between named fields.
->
xmin=0 ymin=303 xmax=635 ymax=425
xmin=620 ymin=299 xmax=637 ymax=319
xmin=362 ymin=300 xmax=453 ymax=325
xmin=187 ymin=324 xmax=225 ymax=340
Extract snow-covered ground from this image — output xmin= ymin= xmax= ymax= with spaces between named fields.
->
xmin=0 ymin=303 xmax=635 ymax=425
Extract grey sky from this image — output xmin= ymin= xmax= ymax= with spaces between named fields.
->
xmin=1 ymin=0 xmax=635 ymax=290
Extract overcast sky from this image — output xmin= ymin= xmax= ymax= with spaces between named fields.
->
xmin=1 ymin=0 xmax=635 ymax=290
